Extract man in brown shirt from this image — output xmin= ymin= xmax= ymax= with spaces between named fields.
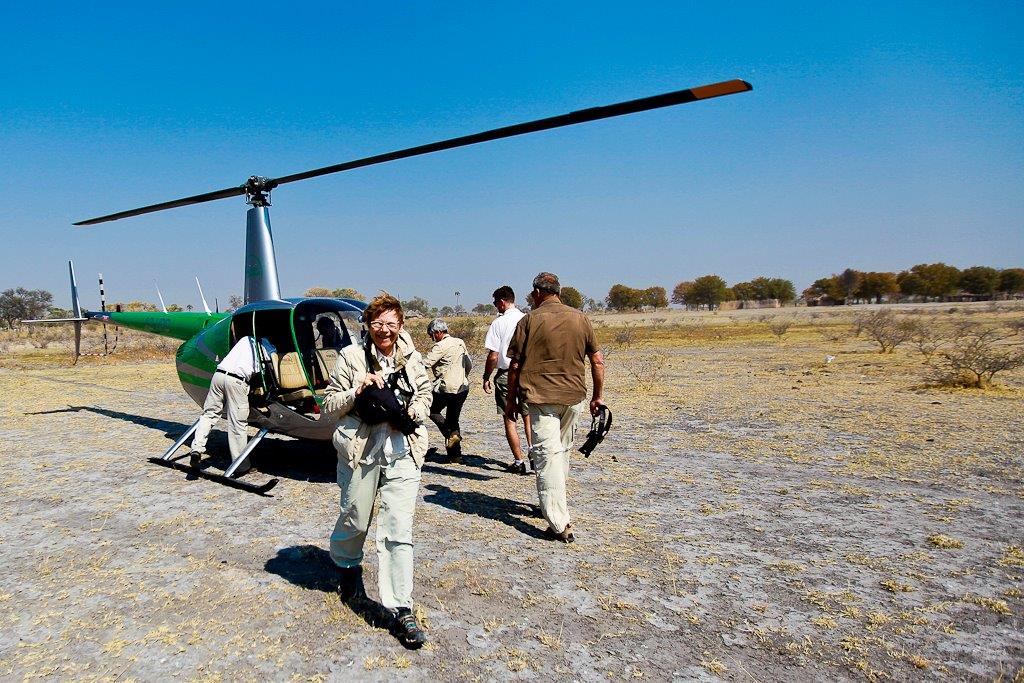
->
xmin=505 ymin=272 xmax=605 ymax=543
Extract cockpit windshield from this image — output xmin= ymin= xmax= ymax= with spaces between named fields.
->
xmin=229 ymin=299 xmax=366 ymax=414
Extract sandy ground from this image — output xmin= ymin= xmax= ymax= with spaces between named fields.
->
xmin=0 ymin=323 xmax=1022 ymax=681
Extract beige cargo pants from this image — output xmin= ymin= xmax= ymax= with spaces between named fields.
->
xmin=330 ymin=454 xmax=421 ymax=610
xmin=528 ymin=401 xmax=585 ymax=534
xmin=191 ymin=372 xmax=250 ymax=460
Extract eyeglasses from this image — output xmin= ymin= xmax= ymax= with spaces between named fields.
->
xmin=369 ymin=321 xmax=401 ymax=331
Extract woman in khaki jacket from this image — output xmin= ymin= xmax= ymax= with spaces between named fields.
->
xmin=322 ymin=292 xmax=432 ymax=647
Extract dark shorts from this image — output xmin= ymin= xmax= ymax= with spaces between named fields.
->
xmin=493 ymin=370 xmax=524 ymax=416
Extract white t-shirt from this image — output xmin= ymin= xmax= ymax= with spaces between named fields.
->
xmin=484 ymin=307 xmax=525 ymax=370
xmin=216 ymin=337 xmax=275 ymax=381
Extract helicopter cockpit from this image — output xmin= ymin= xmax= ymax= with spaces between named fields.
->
xmin=229 ymin=298 xmax=366 ymax=414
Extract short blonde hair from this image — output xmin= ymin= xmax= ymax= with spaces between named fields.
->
xmin=362 ymin=291 xmax=404 ymax=325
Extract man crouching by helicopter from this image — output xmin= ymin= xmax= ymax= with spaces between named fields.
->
xmin=188 ymin=335 xmax=275 ymax=474
xmin=322 ymin=292 xmax=432 ymax=648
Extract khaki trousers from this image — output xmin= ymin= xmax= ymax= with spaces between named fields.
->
xmin=191 ymin=372 xmax=250 ymax=459
xmin=528 ymin=401 xmax=584 ymax=534
xmin=330 ymin=453 xmax=421 ymax=610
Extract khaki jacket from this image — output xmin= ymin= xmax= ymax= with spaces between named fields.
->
xmin=424 ymin=334 xmax=471 ymax=394
xmin=322 ymin=333 xmax=432 ymax=468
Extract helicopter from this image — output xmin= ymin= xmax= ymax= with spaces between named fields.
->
xmin=36 ymin=78 xmax=752 ymax=494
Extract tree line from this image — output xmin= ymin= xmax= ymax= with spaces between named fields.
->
xmin=4 ymin=261 xmax=1020 ymax=329
xmin=804 ymin=264 xmax=1024 ymax=304
xmin=607 ymin=263 xmax=1023 ymax=312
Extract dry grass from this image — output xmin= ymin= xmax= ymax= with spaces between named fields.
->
xmin=0 ymin=301 xmax=1021 ymax=680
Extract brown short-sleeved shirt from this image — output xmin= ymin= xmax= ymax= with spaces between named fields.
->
xmin=506 ymin=298 xmax=600 ymax=405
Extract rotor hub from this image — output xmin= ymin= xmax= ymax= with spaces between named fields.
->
xmin=243 ymin=176 xmax=277 ymax=207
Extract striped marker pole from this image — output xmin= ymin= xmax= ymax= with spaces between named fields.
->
xmin=99 ymin=273 xmax=108 ymax=355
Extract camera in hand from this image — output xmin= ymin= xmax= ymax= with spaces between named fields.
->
xmin=354 ymin=376 xmax=419 ymax=436
xmin=579 ymin=405 xmax=612 ymax=457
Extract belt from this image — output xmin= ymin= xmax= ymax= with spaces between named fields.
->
xmin=216 ymin=369 xmax=248 ymax=382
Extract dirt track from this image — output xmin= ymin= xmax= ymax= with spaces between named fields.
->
xmin=0 ymin=330 xmax=1022 ymax=681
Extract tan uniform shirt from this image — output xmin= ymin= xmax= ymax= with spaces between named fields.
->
xmin=424 ymin=335 xmax=470 ymax=394
xmin=506 ymin=299 xmax=599 ymax=405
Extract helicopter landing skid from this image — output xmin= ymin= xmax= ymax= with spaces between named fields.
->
xmin=148 ymin=457 xmax=279 ymax=495
xmin=152 ymin=425 xmax=278 ymax=496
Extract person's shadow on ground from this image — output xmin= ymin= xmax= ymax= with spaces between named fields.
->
xmin=264 ymin=545 xmax=394 ymax=631
xmin=422 ymin=484 xmax=547 ymax=539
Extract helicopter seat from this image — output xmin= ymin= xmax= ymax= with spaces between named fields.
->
xmin=313 ymin=348 xmax=339 ymax=390
xmin=275 ymin=351 xmax=314 ymax=403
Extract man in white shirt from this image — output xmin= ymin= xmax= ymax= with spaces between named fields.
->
xmin=482 ymin=285 xmax=533 ymax=474
xmin=189 ymin=335 xmax=273 ymax=474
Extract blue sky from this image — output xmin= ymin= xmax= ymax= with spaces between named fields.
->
xmin=1 ymin=2 xmax=1021 ymax=310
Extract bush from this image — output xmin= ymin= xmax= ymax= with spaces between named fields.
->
xmin=929 ymin=323 xmax=1024 ymax=388
xmin=766 ymin=318 xmax=794 ymax=340
xmin=908 ymin=320 xmax=946 ymax=360
xmin=612 ymin=322 xmax=645 ymax=349
xmin=854 ymin=309 xmax=915 ymax=353
xmin=446 ymin=318 xmax=482 ymax=355
xmin=623 ymin=352 xmax=669 ymax=391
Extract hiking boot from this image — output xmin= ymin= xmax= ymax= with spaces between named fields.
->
xmin=232 ymin=457 xmax=251 ymax=475
xmin=544 ymin=524 xmax=575 ymax=544
xmin=393 ymin=607 xmax=427 ymax=648
xmin=336 ymin=566 xmax=364 ymax=601
xmin=188 ymin=450 xmax=204 ymax=469
xmin=445 ymin=431 xmax=462 ymax=450
xmin=505 ymin=460 xmax=528 ymax=475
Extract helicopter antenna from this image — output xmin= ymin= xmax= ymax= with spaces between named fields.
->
xmin=73 ymin=79 xmax=752 ymax=226
xmin=195 ymin=277 xmax=212 ymax=315
xmin=155 ymin=281 xmax=168 ymax=313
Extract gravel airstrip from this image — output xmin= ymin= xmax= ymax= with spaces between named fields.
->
xmin=0 ymin=313 xmax=1021 ymax=681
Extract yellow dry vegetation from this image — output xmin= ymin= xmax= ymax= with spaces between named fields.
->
xmin=0 ymin=302 xmax=1021 ymax=680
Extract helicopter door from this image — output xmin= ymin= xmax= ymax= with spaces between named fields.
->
xmin=231 ymin=308 xmax=314 ymax=408
xmin=310 ymin=312 xmax=349 ymax=388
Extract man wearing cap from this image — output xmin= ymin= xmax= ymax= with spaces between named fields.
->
xmin=482 ymin=285 xmax=533 ymax=474
xmin=424 ymin=318 xmax=471 ymax=460
xmin=505 ymin=272 xmax=605 ymax=543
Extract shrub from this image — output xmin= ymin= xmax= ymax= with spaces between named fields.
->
xmin=612 ymin=322 xmax=645 ymax=349
xmin=907 ymin=320 xmax=946 ymax=360
xmin=446 ymin=318 xmax=482 ymax=355
xmin=929 ymin=323 xmax=1024 ymax=388
xmin=855 ymin=309 xmax=915 ymax=353
xmin=623 ymin=352 xmax=669 ymax=391
xmin=766 ymin=318 xmax=794 ymax=340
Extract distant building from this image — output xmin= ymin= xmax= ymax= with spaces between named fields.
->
xmin=720 ymin=298 xmax=783 ymax=311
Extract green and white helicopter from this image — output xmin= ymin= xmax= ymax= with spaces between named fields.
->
xmin=35 ymin=79 xmax=752 ymax=494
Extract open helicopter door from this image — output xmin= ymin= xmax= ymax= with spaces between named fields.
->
xmin=230 ymin=304 xmax=318 ymax=411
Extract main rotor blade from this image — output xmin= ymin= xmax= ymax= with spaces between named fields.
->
xmin=74 ymin=79 xmax=751 ymax=226
xmin=271 ymin=79 xmax=752 ymax=187
xmin=75 ymin=186 xmax=246 ymax=226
